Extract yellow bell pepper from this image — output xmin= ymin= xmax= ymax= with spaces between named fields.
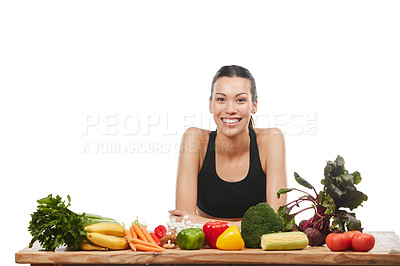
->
xmin=215 ymin=226 xmax=245 ymax=250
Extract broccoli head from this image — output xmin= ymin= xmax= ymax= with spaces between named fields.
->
xmin=241 ymin=202 xmax=285 ymax=248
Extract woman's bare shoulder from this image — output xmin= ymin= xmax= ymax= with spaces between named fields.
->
xmin=182 ymin=127 xmax=211 ymax=141
xmin=181 ymin=127 xmax=211 ymax=153
xmin=254 ymin=127 xmax=284 ymax=140
xmin=254 ymin=127 xmax=285 ymax=150
xmin=184 ymin=127 xmax=211 ymax=135
xmin=254 ymin=128 xmax=285 ymax=170
xmin=180 ymin=128 xmax=211 ymax=169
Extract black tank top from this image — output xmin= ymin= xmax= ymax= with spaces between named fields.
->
xmin=197 ymin=127 xmax=267 ymax=218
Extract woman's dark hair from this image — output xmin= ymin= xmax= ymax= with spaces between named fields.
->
xmin=211 ymin=65 xmax=257 ymax=128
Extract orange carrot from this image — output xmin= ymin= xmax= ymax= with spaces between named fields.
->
xmin=129 ymin=237 xmax=164 ymax=249
xmin=134 ymin=243 xmax=164 ymax=252
xmin=141 ymin=226 xmax=158 ymax=245
xmin=130 ymin=226 xmax=137 ymax=239
xmin=150 ymin=232 xmax=161 ymax=247
xmin=125 ymin=230 xmax=137 ymax=251
xmin=132 ymin=224 xmax=147 ymax=242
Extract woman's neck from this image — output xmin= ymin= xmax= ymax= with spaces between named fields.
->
xmin=215 ymin=128 xmax=250 ymax=159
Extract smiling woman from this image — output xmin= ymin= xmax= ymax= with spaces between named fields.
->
xmin=169 ymin=65 xmax=287 ymax=228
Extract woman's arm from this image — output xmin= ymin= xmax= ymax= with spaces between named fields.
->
xmin=264 ymin=128 xmax=287 ymax=211
xmin=168 ymin=209 xmax=242 ymax=228
xmin=174 ymin=127 xmax=201 ymax=217
xmin=173 ymin=127 xmax=210 ymax=224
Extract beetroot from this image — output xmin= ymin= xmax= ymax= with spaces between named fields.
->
xmin=277 ymin=156 xmax=367 ymax=240
xmin=298 ymin=220 xmax=307 ymax=231
xmin=290 ymin=223 xmax=299 ymax=232
xmin=303 ymin=228 xmax=324 ymax=246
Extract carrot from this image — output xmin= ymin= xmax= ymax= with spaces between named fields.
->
xmin=125 ymin=230 xmax=137 ymax=251
xmin=130 ymin=226 xmax=137 ymax=239
xmin=129 ymin=237 xmax=164 ymax=250
xmin=132 ymin=224 xmax=147 ymax=242
xmin=141 ymin=226 xmax=158 ymax=245
xmin=150 ymin=232 xmax=161 ymax=247
xmin=134 ymin=243 xmax=164 ymax=252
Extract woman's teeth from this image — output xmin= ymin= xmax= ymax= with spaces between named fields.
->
xmin=222 ymin=118 xmax=241 ymax=124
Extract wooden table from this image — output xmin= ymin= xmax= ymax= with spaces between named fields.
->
xmin=15 ymin=231 xmax=400 ymax=265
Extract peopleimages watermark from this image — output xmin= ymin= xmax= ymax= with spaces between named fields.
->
xmin=81 ymin=112 xmax=317 ymax=154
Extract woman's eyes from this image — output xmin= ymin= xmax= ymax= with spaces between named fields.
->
xmin=216 ymin=98 xmax=247 ymax=103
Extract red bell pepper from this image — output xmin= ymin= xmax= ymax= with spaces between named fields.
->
xmin=150 ymin=232 xmax=162 ymax=247
xmin=202 ymin=221 xmax=229 ymax=248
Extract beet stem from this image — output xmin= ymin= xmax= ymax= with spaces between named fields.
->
xmin=292 ymin=206 xmax=315 ymax=217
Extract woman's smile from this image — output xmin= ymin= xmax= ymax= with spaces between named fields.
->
xmin=221 ymin=117 xmax=242 ymax=127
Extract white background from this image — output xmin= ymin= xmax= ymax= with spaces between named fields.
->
xmin=1 ymin=1 xmax=400 ymax=265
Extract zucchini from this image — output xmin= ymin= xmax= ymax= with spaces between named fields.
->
xmin=261 ymin=231 xmax=309 ymax=250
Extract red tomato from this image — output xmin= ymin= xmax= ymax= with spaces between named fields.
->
xmin=343 ymin=230 xmax=361 ymax=249
xmin=154 ymin=225 xmax=167 ymax=239
xmin=351 ymin=233 xmax=375 ymax=252
xmin=325 ymin=233 xmax=351 ymax=251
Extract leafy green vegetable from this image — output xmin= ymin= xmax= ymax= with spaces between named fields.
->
xmin=321 ymin=156 xmax=367 ymax=210
xmin=28 ymin=194 xmax=118 ymax=251
xmin=277 ymin=155 xmax=368 ymax=237
xmin=28 ymin=194 xmax=87 ymax=251
xmin=294 ymin=172 xmax=314 ymax=189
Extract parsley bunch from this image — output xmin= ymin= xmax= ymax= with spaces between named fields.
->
xmin=28 ymin=194 xmax=89 ymax=251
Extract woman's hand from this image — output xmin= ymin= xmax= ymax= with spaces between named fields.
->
xmin=168 ymin=209 xmax=201 ymax=224
xmin=168 ymin=209 xmax=242 ymax=229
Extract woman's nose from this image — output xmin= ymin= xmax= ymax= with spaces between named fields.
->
xmin=224 ymin=101 xmax=237 ymax=114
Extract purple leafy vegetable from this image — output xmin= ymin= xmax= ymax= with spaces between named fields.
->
xmin=277 ymin=155 xmax=368 ymax=240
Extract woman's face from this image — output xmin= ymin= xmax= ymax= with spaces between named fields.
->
xmin=210 ymin=76 xmax=257 ymax=137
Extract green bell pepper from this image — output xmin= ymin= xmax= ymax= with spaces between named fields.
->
xmin=176 ymin=228 xmax=205 ymax=250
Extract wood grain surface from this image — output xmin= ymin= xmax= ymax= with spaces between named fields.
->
xmin=15 ymin=231 xmax=400 ymax=265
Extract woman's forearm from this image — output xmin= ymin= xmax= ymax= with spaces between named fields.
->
xmin=168 ymin=210 xmax=242 ymax=229
xmin=194 ymin=215 xmax=242 ymax=229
